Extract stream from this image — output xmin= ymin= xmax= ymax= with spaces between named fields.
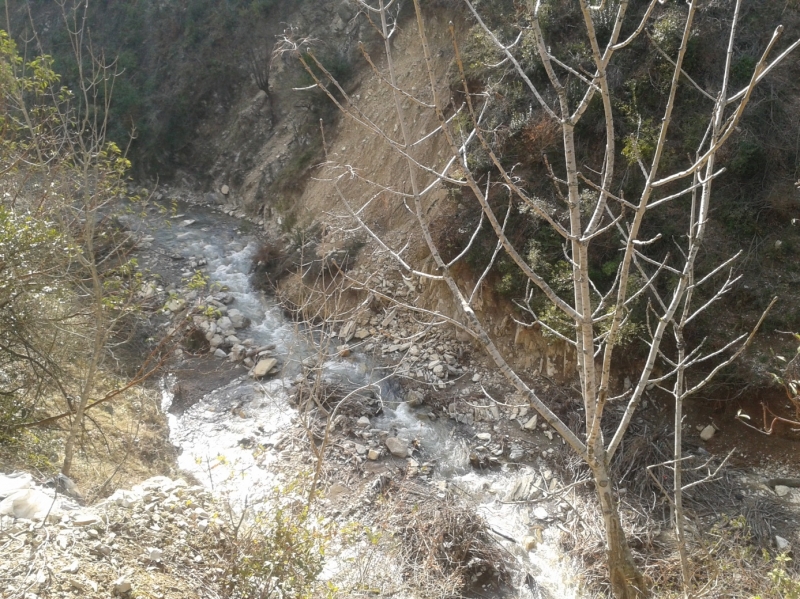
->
xmin=128 ymin=199 xmax=581 ymax=599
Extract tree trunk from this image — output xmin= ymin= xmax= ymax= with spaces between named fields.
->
xmin=591 ymin=462 xmax=649 ymax=599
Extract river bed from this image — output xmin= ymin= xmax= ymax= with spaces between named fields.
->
xmin=128 ymin=199 xmax=583 ymax=599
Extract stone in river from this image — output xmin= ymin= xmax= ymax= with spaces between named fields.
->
xmin=251 ymin=358 xmax=278 ymax=378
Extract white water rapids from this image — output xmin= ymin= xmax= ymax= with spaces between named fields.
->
xmin=133 ymin=200 xmax=582 ymax=599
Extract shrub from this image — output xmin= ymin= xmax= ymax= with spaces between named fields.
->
xmin=221 ymin=495 xmax=332 ymax=599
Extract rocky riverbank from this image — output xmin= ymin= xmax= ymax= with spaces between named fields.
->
xmin=3 ymin=192 xmax=799 ymax=599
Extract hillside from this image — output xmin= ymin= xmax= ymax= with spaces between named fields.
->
xmin=3 ymin=1 xmax=800 ymax=597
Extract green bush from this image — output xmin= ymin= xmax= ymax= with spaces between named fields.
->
xmin=222 ymin=494 xmax=332 ymax=599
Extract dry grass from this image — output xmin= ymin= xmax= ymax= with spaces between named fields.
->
xmin=550 ymin=416 xmax=800 ymax=598
xmin=0 ymin=372 xmax=175 ymax=502
xmin=65 ymin=381 xmax=176 ymax=502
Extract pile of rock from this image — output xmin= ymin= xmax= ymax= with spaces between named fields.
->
xmin=163 ymin=283 xmax=282 ymax=378
xmin=333 ymin=304 xmax=486 ymax=390
xmin=0 ymin=475 xmax=230 ymax=599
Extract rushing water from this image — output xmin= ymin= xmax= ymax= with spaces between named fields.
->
xmin=132 ymin=200 xmax=581 ymax=599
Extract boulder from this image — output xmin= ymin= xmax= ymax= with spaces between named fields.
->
xmin=0 ymin=473 xmax=32 ymax=498
xmin=229 ymin=344 xmax=246 ymax=362
xmin=523 ymin=415 xmax=539 ymax=430
xmin=533 ymin=507 xmax=549 ymax=520
xmin=166 ymin=298 xmax=186 ymax=312
xmin=699 ymin=424 xmax=716 ymax=441
xmin=146 ymin=547 xmax=163 ymax=561
xmin=406 ymin=389 xmax=424 ymax=407
xmin=385 ymin=437 xmax=409 ymax=458
xmin=114 ymin=577 xmax=132 ymax=594
xmin=339 ymin=321 xmax=355 ymax=341
xmin=216 ymin=316 xmax=234 ymax=335
xmin=227 ymin=309 xmax=250 ymax=329
xmin=775 ymin=485 xmax=791 ymax=497
xmin=252 ymin=358 xmax=278 ymax=378
xmin=72 ymin=513 xmax=101 ymax=527
xmin=0 ymin=489 xmax=62 ymax=521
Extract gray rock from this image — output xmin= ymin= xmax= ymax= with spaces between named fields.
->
xmin=251 ymin=358 xmax=278 ymax=378
xmin=699 ymin=424 xmax=716 ymax=441
xmin=339 ymin=321 xmax=355 ymax=341
xmin=504 ymin=473 xmax=540 ymax=502
xmin=0 ymin=472 xmax=32 ymax=498
xmin=216 ymin=316 xmax=234 ymax=334
xmin=406 ymin=390 xmax=424 ymax=407
xmin=213 ymin=348 xmax=228 ymax=359
xmin=229 ymin=344 xmax=246 ymax=362
xmin=72 ymin=513 xmax=100 ymax=526
xmin=147 ymin=547 xmax=163 ymax=561
xmin=533 ymin=507 xmax=549 ymax=520
xmin=356 ymin=416 xmax=371 ymax=427
xmin=509 ymin=445 xmax=525 ymax=461
xmin=385 ymin=437 xmax=409 ymax=458
xmin=775 ymin=485 xmax=791 ymax=497
xmin=61 ymin=560 xmax=80 ymax=573
xmin=523 ymin=415 xmax=539 ymax=430
xmin=227 ymin=309 xmax=250 ymax=329
xmin=113 ymin=577 xmax=132 ymax=594
xmin=381 ymin=308 xmax=397 ymax=327
xmin=776 ymin=535 xmax=791 ymax=551
xmin=206 ymin=191 xmax=225 ymax=205
xmin=166 ymin=298 xmax=186 ymax=312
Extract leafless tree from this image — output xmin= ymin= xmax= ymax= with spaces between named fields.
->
xmin=278 ymin=0 xmax=798 ymax=597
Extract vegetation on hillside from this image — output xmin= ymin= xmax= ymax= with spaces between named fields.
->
xmin=433 ymin=0 xmax=800 ymax=386
xmin=3 ymin=0 xmax=297 ymax=176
